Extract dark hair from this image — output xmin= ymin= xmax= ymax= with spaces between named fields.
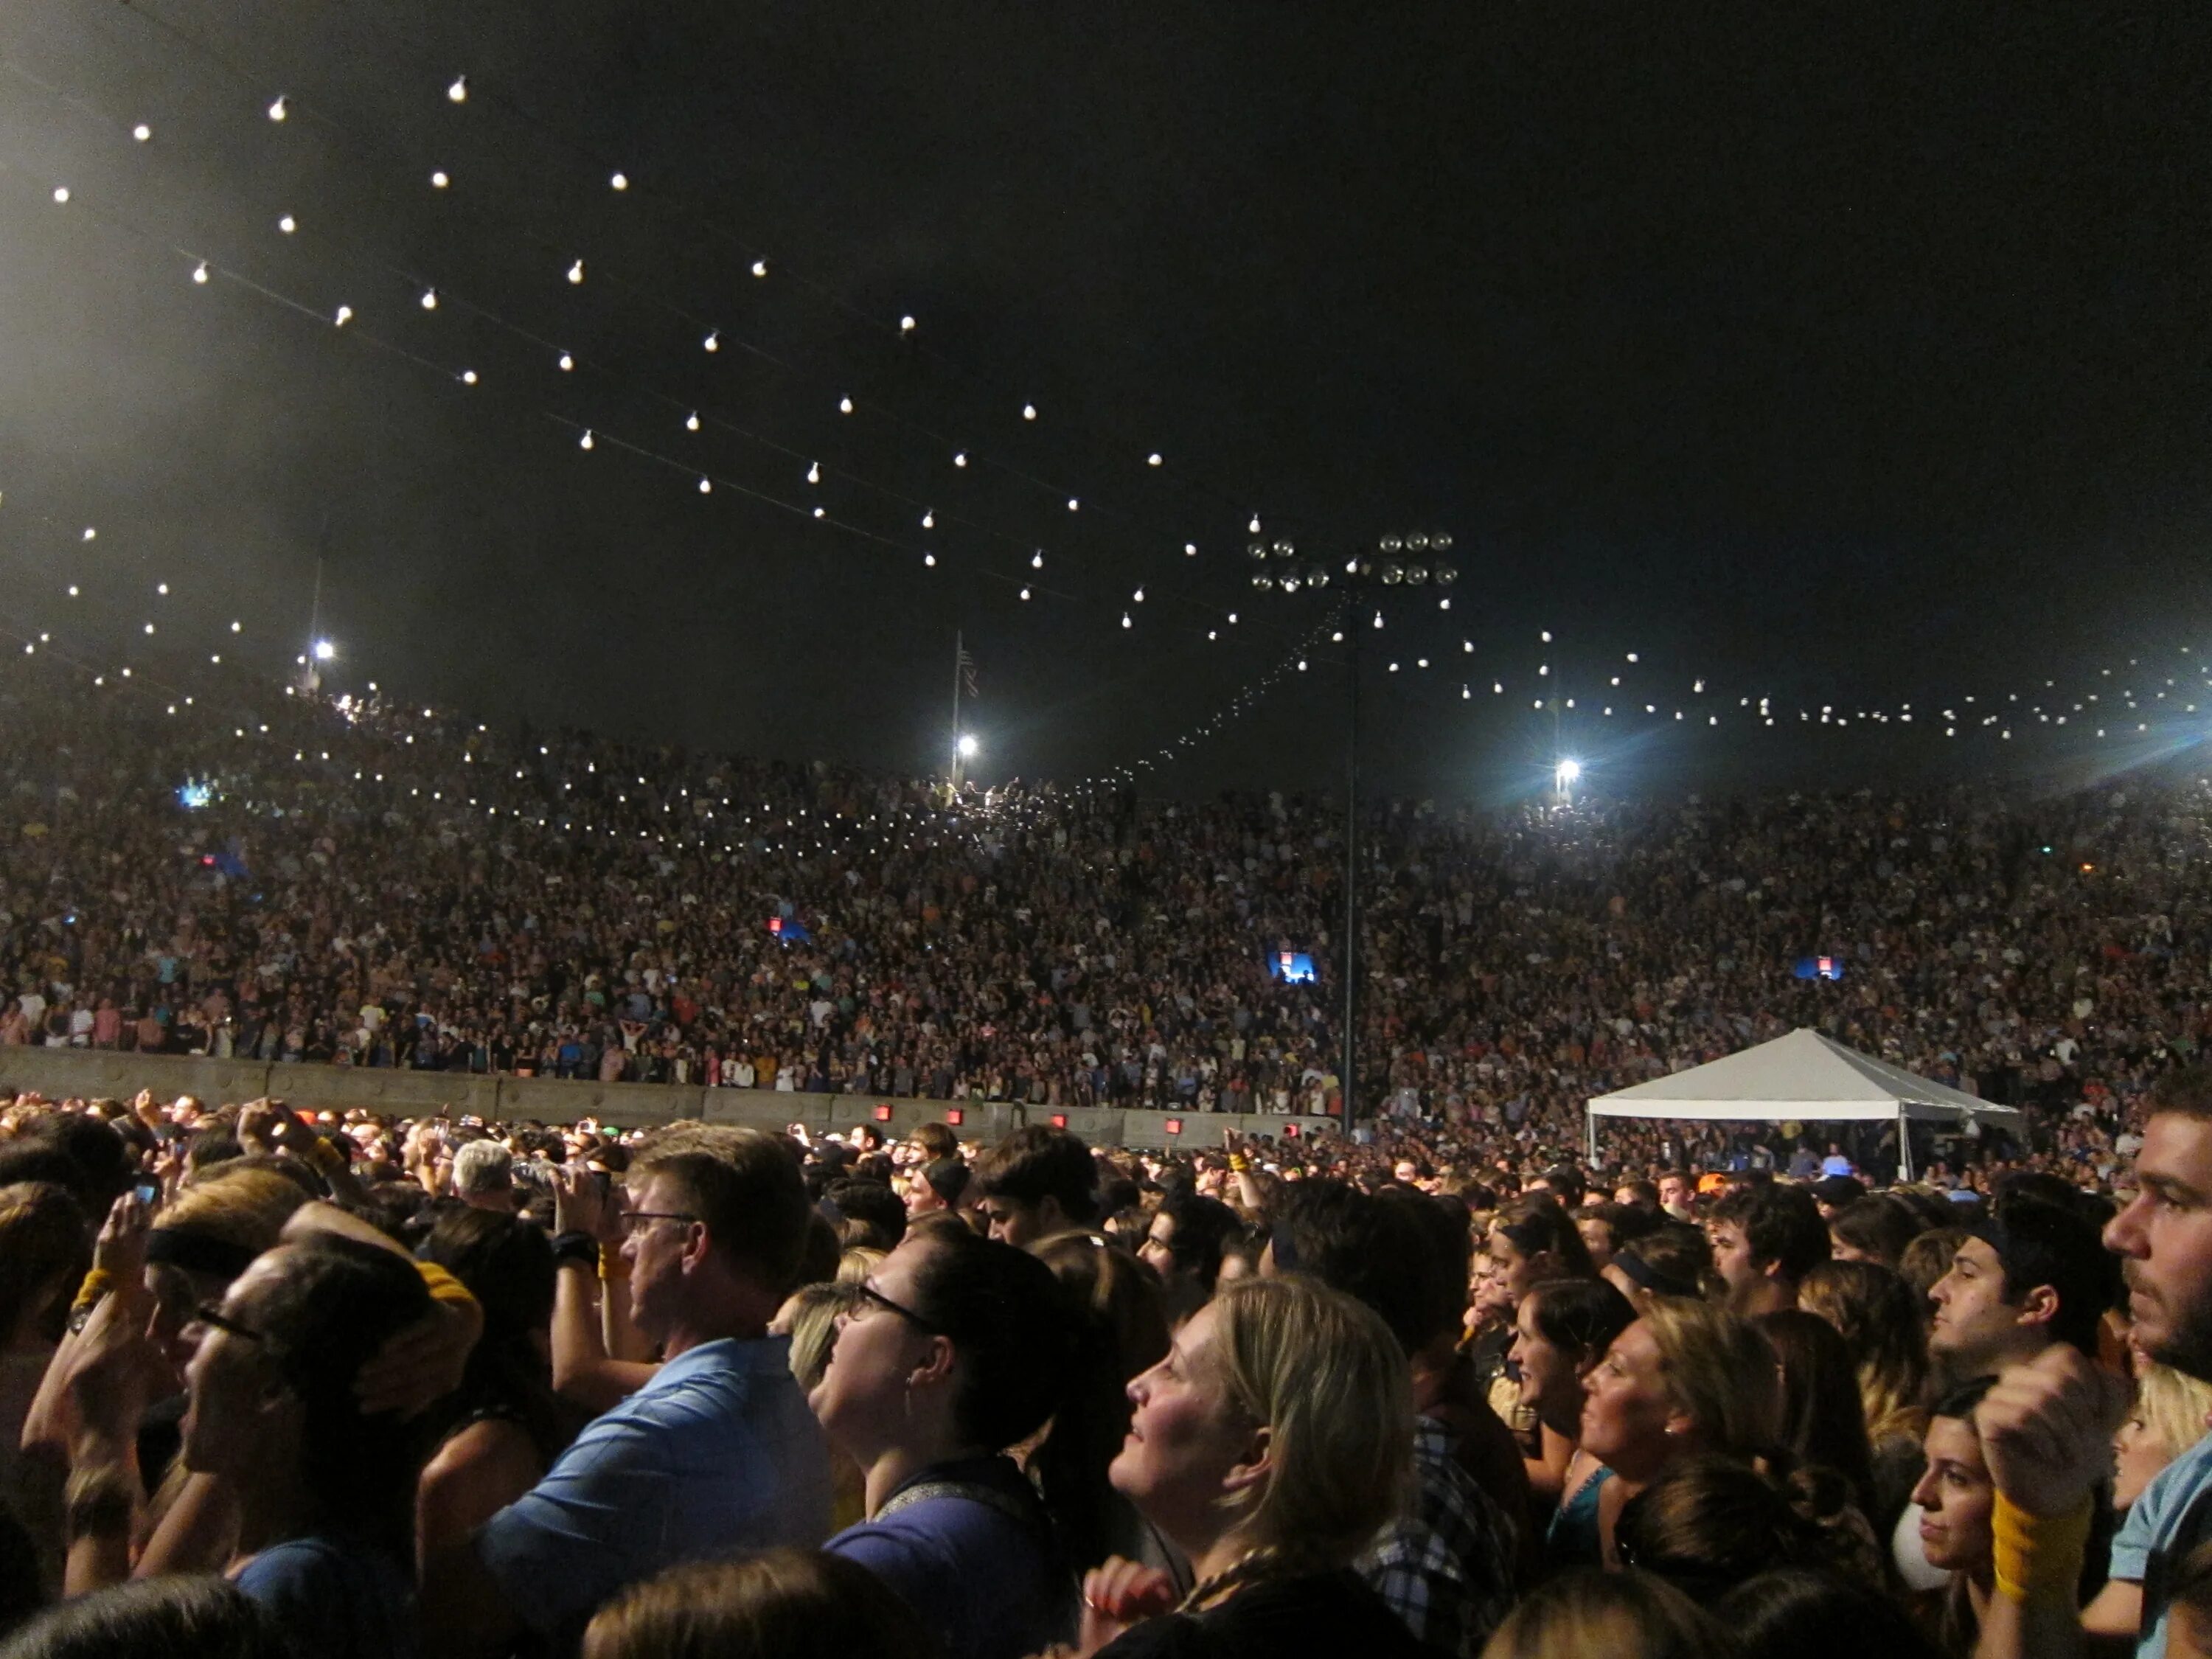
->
xmin=1525 ymin=1276 xmax=1637 ymax=1366
xmin=1541 ymin=1165 xmax=1588 ymax=1207
xmin=245 ymin=1237 xmax=437 ymax=1561
xmin=417 ymin=1208 xmax=580 ymax=1468
xmin=0 ymin=1574 xmax=291 ymax=1659
xmin=1979 ymin=1192 xmax=2123 ymax=1357
xmin=1153 ymin=1187 xmax=1240 ymax=1291
xmin=2151 ymin=1065 xmax=2212 ymax=1119
xmin=1491 ymin=1194 xmax=1597 ymax=1281
xmin=971 ymin=1127 xmax=1098 ymax=1224
xmin=1929 ymin=1374 xmax=1997 ymax=1422
xmin=630 ymin=1129 xmax=811 ymax=1293
xmin=825 ymin=1178 xmax=908 ymax=1250
xmin=1712 ymin=1186 xmax=1831 ymax=1281
xmin=2163 ymin=1537 xmax=2212 ymax=1655
xmin=1274 ymin=1180 xmax=1458 ymax=1354
xmin=1616 ymin=1455 xmax=1886 ymax=1607
xmin=582 ymin=1547 xmax=942 ymax=1659
xmin=1898 ymin=1227 xmax=1967 ymax=1310
xmin=10 ymin=1117 xmax=133 ymax=1212
xmin=1828 ymin=1197 xmax=1926 ymax=1268
xmin=1715 ymin=1568 xmax=1945 ymax=1659
xmin=0 ymin=1182 xmax=89 ymax=1346
xmin=1615 ymin=1225 xmax=1712 ymax=1298
xmin=1755 ymin=1310 xmax=1877 ymax=1508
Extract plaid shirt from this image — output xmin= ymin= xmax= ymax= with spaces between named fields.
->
xmin=1357 ymin=1416 xmax=1518 ymax=1658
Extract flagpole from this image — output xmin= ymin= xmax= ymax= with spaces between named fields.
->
xmin=950 ymin=630 xmax=964 ymax=793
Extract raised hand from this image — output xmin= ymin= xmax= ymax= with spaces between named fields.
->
xmin=1976 ymin=1343 xmax=2132 ymax=1517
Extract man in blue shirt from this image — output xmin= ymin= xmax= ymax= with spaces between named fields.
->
xmin=424 ymin=1127 xmax=832 ymax=1658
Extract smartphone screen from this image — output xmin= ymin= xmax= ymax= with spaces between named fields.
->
xmin=134 ymin=1181 xmax=160 ymax=1205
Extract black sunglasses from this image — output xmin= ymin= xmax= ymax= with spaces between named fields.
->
xmin=190 ymin=1303 xmax=266 ymax=1343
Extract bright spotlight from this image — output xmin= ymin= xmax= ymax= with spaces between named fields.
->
xmin=312 ymin=639 xmax=337 ymax=662
xmin=1555 ymin=758 xmax=1582 ymax=787
xmin=957 ymin=734 xmax=979 ymax=759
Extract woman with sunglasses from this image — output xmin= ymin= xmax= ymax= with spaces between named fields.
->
xmin=809 ymin=1225 xmax=1097 ymax=1659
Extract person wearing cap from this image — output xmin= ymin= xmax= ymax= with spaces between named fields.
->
xmin=905 ymin=1159 xmax=971 ymax=1222
xmin=1925 ymin=1190 xmax=2120 ymax=1389
xmin=1811 ymin=1173 xmax=1868 ymax=1220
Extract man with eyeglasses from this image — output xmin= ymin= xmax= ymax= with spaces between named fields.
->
xmin=422 ymin=1127 xmax=830 ymax=1658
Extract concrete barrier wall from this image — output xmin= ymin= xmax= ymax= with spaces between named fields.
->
xmin=0 ymin=1048 xmax=1338 ymax=1147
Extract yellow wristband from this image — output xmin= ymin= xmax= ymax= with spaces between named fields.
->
xmin=1992 ymin=1492 xmax=2093 ymax=1606
xmin=599 ymin=1243 xmax=631 ymax=1281
xmin=413 ymin=1259 xmax=479 ymax=1314
xmin=1229 ymin=1155 xmax=1250 ymax=1173
xmin=72 ymin=1267 xmax=116 ymax=1312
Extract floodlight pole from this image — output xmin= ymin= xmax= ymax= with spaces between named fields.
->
xmin=1342 ymin=627 xmax=1360 ymax=1123
xmin=948 ymin=630 xmax=965 ymax=793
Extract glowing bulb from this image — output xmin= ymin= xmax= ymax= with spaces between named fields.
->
xmin=1121 ymin=613 xmax=1132 ymax=628
xmin=430 ymin=170 xmax=449 ymax=188
xmin=900 ymin=315 xmax=916 ymax=333
xmin=698 ymin=477 xmax=712 ymax=493
xmin=922 ymin=509 xmax=934 ymax=528
xmin=67 ymin=586 xmax=78 ymax=597
xmin=1020 ymin=586 xmax=1032 ymax=601
xmin=1149 ymin=453 xmax=1163 ymax=466
xmin=1333 ymin=631 xmax=1345 ymax=641
xmin=1249 ymin=515 xmax=1262 ymax=533
xmin=579 ymin=429 xmax=594 ymax=450
xmin=157 ymin=583 xmax=168 ymax=595
xmin=278 ymin=213 xmax=296 ymax=233
xmin=812 ymin=507 xmax=825 ymax=518
xmin=1133 ymin=587 xmax=1145 ymax=602
xmin=751 ymin=260 xmax=768 ymax=277
xmin=807 ymin=462 xmax=821 ymax=484
xmin=1626 ymin=651 xmax=1638 ymax=663
xmin=557 ymin=352 xmax=574 ymax=371
xmin=230 ymin=620 xmax=241 ymax=632
xmin=52 ymin=187 xmax=69 ymax=204
xmin=133 ymin=123 xmax=151 ymax=142
xmin=1184 ymin=543 xmax=1197 ymax=556
xmin=268 ymin=95 xmax=288 ymax=121
xmin=143 ymin=622 xmax=154 ymax=635
xmin=448 ymin=75 xmax=468 ymax=102
xmin=313 ymin=639 xmax=335 ymax=661
xmin=838 ymin=397 xmax=854 ymax=414
xmin=703 ymin=330 xmax=720 ymax=352
xmin=1227 ymin=612 xmax=1238 ymax=625
xmin=192 ymin=261 xmax=209 ymax=284
xmin=460 ymin=369 xmax=478 ymax=384
xmin=923 ymin=552 xmax=936 ymax=566
xmin=1067 ymin=498 xmax=1079 ymax=512
xmin=1032 ymin=552 xmax=1044 ymax=569
xmin=420 ymin=288 xmax=438 ymax=309
xmin=610 ymin=171 xmax=629 ymax=190
xmin=333 ymin=305 xmax=352 ymax=326
xmin=954 ymin=451 xmax=968 ymax=467
xmin=568 ymin=259 xmax=585 ymax=283
xmin=1023 ymin=404 xmax=1037 ymax=420
xmin=685 ymin=412 xmax=700 ymax=431
xmin=1372 ymin=611 xmax=1383 ymax=629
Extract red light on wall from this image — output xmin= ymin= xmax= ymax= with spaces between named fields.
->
xmin=768 ymin=917 xmax=782 ymax=934
xmin=1284 ymin=1123 xmax=1301 ymax=1138
xmin=1050 ymin=1113 xmax=1068 ymax=1129
xmin=1164 ymin=1118 xmax=1183 ymax=1135
xmin=872 ymin=1104 xmax=893 ymax=1123
xmin=945 ymin=1108 xmax=964 ymax=1127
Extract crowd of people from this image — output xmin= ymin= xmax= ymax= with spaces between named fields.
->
xmin=0 ymin=666 xmax=2205 ymax=1193
xmin=0 ymin=1066 xmax=2210 ymax=1658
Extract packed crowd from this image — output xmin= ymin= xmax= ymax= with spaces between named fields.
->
xmin=0 ymin=669 xmax=2208 ymax=1185
xmin=4 ymin=1073 xmax=2212 ymax=1659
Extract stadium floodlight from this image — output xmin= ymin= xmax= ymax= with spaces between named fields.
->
xmin=957 ymin=734 xmax=979 ymax=759
xmin=313 ymin=639 xmax=337 ymax=661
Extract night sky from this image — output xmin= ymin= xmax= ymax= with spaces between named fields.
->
xmin=4 ymin=4 xmax=2211 ymax=799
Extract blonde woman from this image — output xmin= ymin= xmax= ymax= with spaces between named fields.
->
xmin=1576 ymin=1299 xmax=1783 ymax=1565
xmin=1799 ymin=1259 xmax=1933 ymax=1526
xmin=2117 ymin=1364 xmax=2212 ymax=1512
xmin=1074 ymin=1277 xmax=1425 ymax=1659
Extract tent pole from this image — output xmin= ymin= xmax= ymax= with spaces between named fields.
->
xmin=1898 ymin=1107 xmax=1914 ymax=1184
xmin=1585 ymin=1108 xmax=1598 ymax=1169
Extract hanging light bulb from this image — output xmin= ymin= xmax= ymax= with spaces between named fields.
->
xmin=684 ymin=411 xmax=700 ymax=431
xmin=1373 ymin=611 xmax=1384 ymax=629
xmin=67 ymin=586 xmax=78 ymax=597
xmin=1023 ymin=403 xmax=1037 ymax=420
xmin=751 ymin=260 xmax=768 ymax=277
xmin=698 ymin=477 xmax=712 ymax=494
xmin=900 ymin=315 xmax=916 ymax=333
xmin=1249 ymin=515 xmax=1262 ymax=534
xmin=1121 ymin=613 xmax=1132 ymax=628
xmin=807 ymin=462 xmax=821 ymax=484
xmin=277 ymin=213 xmax=296 ymax=232
xmin=267 ymin=94 xmax=289 ymax=121
xmin=430 ymin=170 xmax=450 ymax=188
xmin=557 ymin=352 xmax=574 ymax=371
xmin=812 ymin=507 xmax=825 ymax=519
xmin=1184 ymin=543 xmax=1197 ymax=556
xmin=953 ymin=451 xmax=967 ymax=467
xmin=610 ymin=171 xmax=629 ymax=190
xmin=568 ymin=259 xmax=585 ymax=283
xmin=230 ymin=620 xmax=241 ymax=633
xmin=703 ymin=330 xmax=720 ymax=352
xmin=157 ymin=583 xmax=169 ymax=595
xmin=1032 ymin=551 xmax=1044 ymax=568
xmin=1020 ymin=586 xmax=1032 ymax=601
xmin=52 ymin=187 xmax=70 ymax=204
xmin=460 ymin=369 xmax=478 ymax=384
xmin=579 ymin=429 xmax=594 ymax=449
xmin=448 ymin=75 xmax=469 ymax=102
xmin=1148 ymin=453 xmax=1163 ymax=466
xmin=923 ymin=553 xmax=936 ymax=566
xmin=133 ymin=123 xmax=151 ymax=142
xmin=1227 ymin=612 xmax=1238 ymax=625
xmin=192 ymin=261 xmax=209 ymax=284
xmin=420 ymin=288 xmax=438 ymax=309
xmin=922 ymin=509 xmax=934 ymax=528
xmin=1133 ymin=586 xmax=1145 ymax=602
xmin=1333 ymin=630 xmax=1345 ymax=642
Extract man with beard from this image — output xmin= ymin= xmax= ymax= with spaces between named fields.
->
xmin=1975 ymin=1066 xmax=2212 ymax=1659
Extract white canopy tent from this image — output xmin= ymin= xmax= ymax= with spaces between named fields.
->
xmin=1585 ymin=1027 xmax=2023 ymax=1180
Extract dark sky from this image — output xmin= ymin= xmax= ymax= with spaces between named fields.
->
xmin=4 ymin=3 xmax=2211 ymax=800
